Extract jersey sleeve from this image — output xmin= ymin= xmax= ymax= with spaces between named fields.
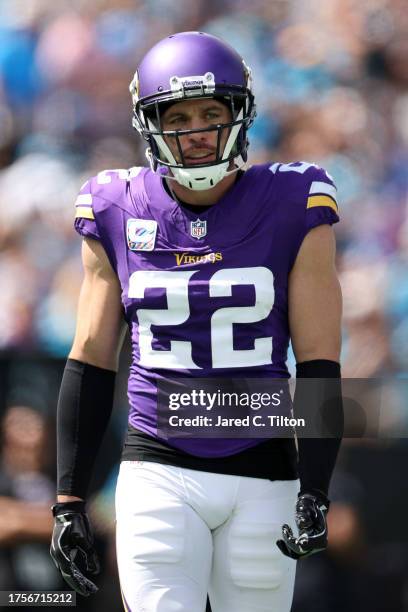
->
xmin=304 ymin=166 xmax=339 ymax=231
xmin=74 ymin=177 xmax=101 ymax=241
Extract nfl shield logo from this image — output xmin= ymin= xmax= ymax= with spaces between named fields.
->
xmin=190 ymin=218 xmax=207 ymax=239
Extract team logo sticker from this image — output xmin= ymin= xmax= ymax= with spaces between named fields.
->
xmin=190 ymin=218 xmax=207 ymax=239
xmin=127 ymin=219 xmax=157 ymax=251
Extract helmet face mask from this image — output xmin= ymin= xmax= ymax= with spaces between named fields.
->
xmin=129 ymin=32 xmax=256 ymax=191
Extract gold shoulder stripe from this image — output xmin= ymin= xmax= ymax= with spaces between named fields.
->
xmin=307 ymin=194 xmax=338 ymax=213
xmin=75 ymin=206 xmax=95 ymax=220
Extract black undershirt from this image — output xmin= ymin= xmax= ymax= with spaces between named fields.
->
xmin=122 ymin=169 xmax=298 ymax=481
xmin=122 ymin=427 xmax=298 ymax=481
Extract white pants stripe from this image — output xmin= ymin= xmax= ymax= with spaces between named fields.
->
xmin=116 ymin=461 xmax=299 ymax=612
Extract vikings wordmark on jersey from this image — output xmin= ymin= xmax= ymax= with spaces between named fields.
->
xmin=74 ymin=161 xmax=339 ymax=457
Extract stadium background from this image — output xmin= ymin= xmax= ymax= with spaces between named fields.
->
xmin=0 ymin=0 xmax=407 ymax=610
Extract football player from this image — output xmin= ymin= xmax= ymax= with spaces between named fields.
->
xmin=50 ymin=32 xmax=343 ymax=611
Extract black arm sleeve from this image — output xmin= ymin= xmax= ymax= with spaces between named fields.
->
xmin=294 ymin=359 xmax=343 ymax=499
xmin=56 ymin=358 xmax=116 ymax=499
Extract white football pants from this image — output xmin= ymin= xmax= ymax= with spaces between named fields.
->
xmin=116 ymin=460 xmax=299 ymax=612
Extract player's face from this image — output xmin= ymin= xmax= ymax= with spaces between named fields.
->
xmin=161 ymin=98 xmax=232 ymax=165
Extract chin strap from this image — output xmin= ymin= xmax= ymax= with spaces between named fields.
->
xmin=155 ymin=156 xmax=247 ymax=191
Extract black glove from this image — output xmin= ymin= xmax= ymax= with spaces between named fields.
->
xmin=276 ymin=492 xmax=329 ymax=560
xmin=50 ymin=501 xmax=100 ymax=596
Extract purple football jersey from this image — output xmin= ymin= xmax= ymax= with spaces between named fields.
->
xmin=74 ymin=161 xmax=339 ymax=457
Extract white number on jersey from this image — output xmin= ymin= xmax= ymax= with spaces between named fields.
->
xmin=269 ymin=161 xmax=318 ymax=175
xmin=96 ymin=167 xmax=142 ymax=185
xmin=128 ymin=270 xmax=198 ymax=369
xmin=128 ymin=267 xmax=275 ymax=369
xmin=209 ymin=267 xmax=274 ymax=368
xmin=269 ymin=161 xmax=334 ymax=183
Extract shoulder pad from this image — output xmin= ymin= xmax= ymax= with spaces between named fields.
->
xmin=74 ymin=167 xmax=143 ymax=221
xmin=91 ymin=167 xmax=143 ymax=203
xmin=268 ymin=161 xmax=338 ymax=213
xmin=304 ymin=165 xmax=338 ymax=214
xmin=74 ymin=193 xmax=94 ymax=221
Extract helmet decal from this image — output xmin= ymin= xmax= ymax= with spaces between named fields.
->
xmin=129 ymin=70 xmax=140 ymax=102
xmin=169 ymin=72 xmax=216 ymax=98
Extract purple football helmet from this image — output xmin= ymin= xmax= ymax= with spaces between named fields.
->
xmin=129 ymin=31 xmax=256 ymax=190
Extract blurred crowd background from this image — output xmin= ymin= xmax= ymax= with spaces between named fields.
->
xmin=0 ymin=0 xmax=408 ymax=610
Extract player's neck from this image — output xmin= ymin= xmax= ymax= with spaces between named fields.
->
xmin=166 ymin=172 xmax=237 ymax=206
